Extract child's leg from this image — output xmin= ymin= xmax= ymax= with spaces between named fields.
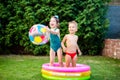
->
xmin=72 ymin=55 xmax=77 ymax=67
xmin=57 ymin=48 xmax=63 ymax=67
xmin=65 ymin=54 xmax=71 ymax=67
xmin=50 ymin=48 xmax=55 ymax=66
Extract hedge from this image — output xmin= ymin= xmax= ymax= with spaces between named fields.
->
xmin=0 ymin=0 xmax=111 ymax=55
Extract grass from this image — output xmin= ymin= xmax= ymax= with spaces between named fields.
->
xmin=0 ymin=55 xmax=120 ymax=80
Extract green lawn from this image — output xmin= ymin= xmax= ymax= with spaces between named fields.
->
xmin=0 ymin=55 xmax=120 ymax=80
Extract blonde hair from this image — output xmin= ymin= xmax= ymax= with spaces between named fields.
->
xmin=69 ymin=21 xmax=78 ymax=29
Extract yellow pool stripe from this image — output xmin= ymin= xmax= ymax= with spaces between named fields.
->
xmin=41 ymin=69 xmax=91 ymax=78
xmin=42 ymin=74 xmax=90 ymax=80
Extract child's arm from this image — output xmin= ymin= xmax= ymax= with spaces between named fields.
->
xmin=46 ymin=27 xmax=59 ymax=35
xmin=77 ymin=44 xmax=82 ymax=55
xmin=76 ymin=36 xmax=82 ymax=55
xmin=61 ymin=35 xmax=67 ymax=52
xmin=49 ymin=29 xmax=60 ymax=35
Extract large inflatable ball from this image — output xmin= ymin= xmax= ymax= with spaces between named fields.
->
xmin=29 ymin=24 xmax=49 ymax=45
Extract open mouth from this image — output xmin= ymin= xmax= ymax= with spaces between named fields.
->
xmin=51 ymin=24 xmax=54 ymax=26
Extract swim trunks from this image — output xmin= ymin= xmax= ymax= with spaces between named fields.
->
xmin=66 ymin=52 xmax=77 ymax=59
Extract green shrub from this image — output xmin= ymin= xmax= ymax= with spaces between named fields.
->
xmin=0 ymin=0 xmax=111 ymax=55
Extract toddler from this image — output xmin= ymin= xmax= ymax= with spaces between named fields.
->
xmin=47 ymin=15 xmax=63 ymax=67
xmin=61 ymin=21 xmax=82 ymax=67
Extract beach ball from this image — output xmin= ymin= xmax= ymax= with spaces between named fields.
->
xmin=29 ymin=24 xmax=49 ymax=45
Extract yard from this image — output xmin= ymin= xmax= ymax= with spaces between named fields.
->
xmin=0 ymin=55 xmax=120 ymax=80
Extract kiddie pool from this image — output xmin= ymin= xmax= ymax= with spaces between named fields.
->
xmin=41 ymin=63 xmax=91 ymax=80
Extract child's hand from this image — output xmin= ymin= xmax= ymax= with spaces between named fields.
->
xmin=78 ymin=49 xmax=82 ymax=56
xmin=63 ymin=47 xmax=67 ymax=53
xmin=79 ymin=52 xmax=82 ymax=56
xmin=45 ymin=26 xmax=50 ymax=32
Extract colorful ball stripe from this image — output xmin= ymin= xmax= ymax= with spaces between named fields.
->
xmin=29 ymin=24 xmax=49 ymax=45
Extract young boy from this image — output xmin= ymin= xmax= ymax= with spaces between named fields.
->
xmin=61 ymin=21 xmax=82 ymax=67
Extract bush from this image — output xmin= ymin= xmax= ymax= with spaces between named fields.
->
xmin=0 ymin=0 xmax=111 ymax=55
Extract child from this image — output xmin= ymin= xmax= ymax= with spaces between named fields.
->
xmin=61 ymin=21 xmax=82 ymax=67
xmin=46 ymin=15 xmax=63 ymax=67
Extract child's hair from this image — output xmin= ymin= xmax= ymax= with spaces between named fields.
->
xmin=69 ymin=21 xmax=78 ymax=29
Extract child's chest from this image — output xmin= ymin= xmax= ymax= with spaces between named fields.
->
xmin=67 ymin=35 xmax=77 ymax=42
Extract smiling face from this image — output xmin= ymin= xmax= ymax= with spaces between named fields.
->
xmin=49 ymin=17 xmax=58 ymax=28
xmin=68 ymin=22 xmax=77 ymax=34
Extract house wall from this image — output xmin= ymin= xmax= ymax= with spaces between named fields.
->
xmin=109 ymin=0 xmax=120 ymax=5
xmin=102 ymin=3 xmax=120 ymax=59
xmin=102 ymin=39 xmax=120 ymax=59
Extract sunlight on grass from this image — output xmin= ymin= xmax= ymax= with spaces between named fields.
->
xmin=0 ymin=55 xmax=120 ymax=80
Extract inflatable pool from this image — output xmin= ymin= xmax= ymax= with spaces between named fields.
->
xmin=41 ymin=63 xmax=91 ymax=80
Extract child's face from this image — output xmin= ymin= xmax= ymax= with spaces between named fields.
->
xmin=49 ymin=17 xmax=58 ymax=28
xmin=68 ymin=23 xmax=77 ymax=34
